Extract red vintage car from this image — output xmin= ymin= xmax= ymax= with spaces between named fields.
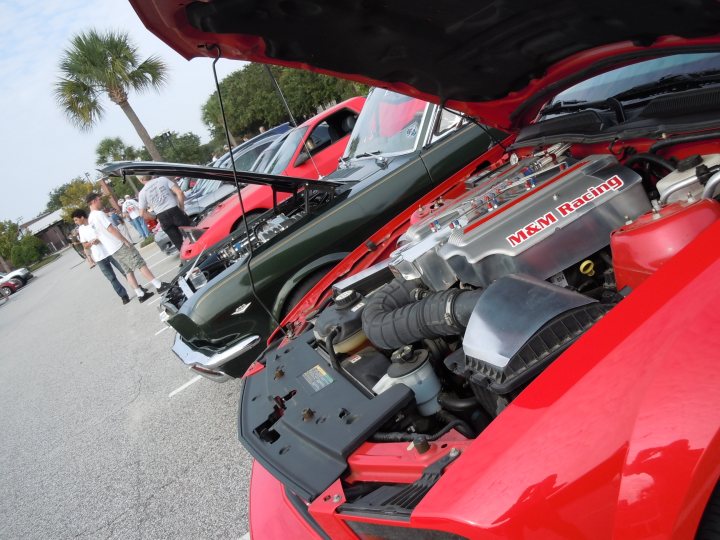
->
xmin=131 ymin=1 xmax=720 ymax=538
xmin=177 ymin=97 xmax=365 ymax=260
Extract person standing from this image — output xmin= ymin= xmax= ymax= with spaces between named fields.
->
xmin=138 ymin=175 xmax=190 ymax=252
xmin=71 ymin=209 xmax=130 ymax=304
xmin=86 ymin=192 xmax=169 ymax=302
xmin=120 ymin=197 xmax=151 ymax=239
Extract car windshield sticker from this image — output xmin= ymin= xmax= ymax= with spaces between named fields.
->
xmin=301 ymin=365 xmax=334 ymax=393
xmin=506 ymin=175 xmax=624 ymax=247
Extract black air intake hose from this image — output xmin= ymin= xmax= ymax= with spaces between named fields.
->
xmin=361 ymin=278 xmax=482 ymax=350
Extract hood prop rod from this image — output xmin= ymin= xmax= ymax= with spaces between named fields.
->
xmin=210 ymin=45 xmax=285 ymax=335
xmin=263 ymin=65 xmax=324 ymax=180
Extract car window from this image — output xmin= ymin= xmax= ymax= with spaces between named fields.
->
xmin=305 ymin=123 xmax=332 ymax=155
xmin=233 ymin=143 xmax=266 ymax=171
xmin=345 ymin=89 xmax=428 ymax=158
xmin=429 ymin=108 xmax=466 ymax=144
xmin=265 ymin=127 xmax=308 ymax=174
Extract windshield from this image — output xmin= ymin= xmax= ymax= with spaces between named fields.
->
xmin=546 ymin=53 xmax=720 ymax=112
xmin=344 ymin=89 xmax=428 ymax=159
xmin=264 ymin=127 xmax=308 ymax=175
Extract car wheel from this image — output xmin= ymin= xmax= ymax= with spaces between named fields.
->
xmin=231 ymin=211 xmax=264 ymax=234
xmin=696 ymin=481 xmax=720 ymax=539
xmin=1 ymin=286 xmax=12 ymax=296
xmin=9 ymin=278 xmax=22 ymax=288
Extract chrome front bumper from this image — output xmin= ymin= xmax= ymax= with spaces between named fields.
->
xmin=171 ymin=332 xmax=261 ymax=382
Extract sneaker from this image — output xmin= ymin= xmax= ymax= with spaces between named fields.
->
xmin=138 ymin=291 xmax=155 ymax=303
xmin=156 ymin=282 xmax=171 ymax=294
xmin=121 ymin=296 xmax=130 ymax=305
xmin=140 ymin=285 xmax=150 ymax=295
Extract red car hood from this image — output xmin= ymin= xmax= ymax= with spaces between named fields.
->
xmin=131 ymin=0 xmax=720 ymax=130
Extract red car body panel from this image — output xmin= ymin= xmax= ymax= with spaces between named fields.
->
xmin=249 ymin=462 xmax=320 ymax=538
xmin=252 ymin=216 xmax=720 ymax=540
xmin=179 ymin=97 xmax=365 ymax=260
xmin=128 ymin=1 xmax=720 ymax=130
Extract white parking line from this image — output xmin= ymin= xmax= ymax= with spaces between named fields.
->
xmin=168 ymin=375 xmax=202 ymax=398
xmin=147 ymin=295 xmax=162 ymax=306
xmin=154 ymin=325 xmax=171 ymax=335
xmin=142 ymin=250 xmax=165 ymax=260
xmin=155 ymin=267 xmax=178 ymax=279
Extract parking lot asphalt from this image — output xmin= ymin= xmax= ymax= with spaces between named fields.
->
xmin=0 ymin=244 xmax=253 ymax=539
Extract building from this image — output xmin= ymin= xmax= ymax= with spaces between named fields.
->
xmin=21 ymin=210 xmax=69 ymax=253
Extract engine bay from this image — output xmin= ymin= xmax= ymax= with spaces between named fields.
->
xmin=240 ymin=139 xmax=720 ymax=502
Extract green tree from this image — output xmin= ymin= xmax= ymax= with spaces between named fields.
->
xmin=137 ymin=131 xmax=210 ymax=164
xmin=58 ymin=179 xmax=97 ymax=223
xmin=0 ymin=220 xmax=21 ymax=271
xmin=10 ymin=235 xmax=47 ymax=268
xmin=46 ymin=184 xmax=71 ymax=213
xmin=95 ymin=137 xmax=140 ymax=164
xmin=54 ymin=29 xmax=168 ymax=161
xmin=95 ymin=137 xmax=141 ymax=196
xmin=201 ymin=64 xmax=367 ymax=142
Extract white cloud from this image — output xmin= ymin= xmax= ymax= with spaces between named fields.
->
xmin=0 ymin=0 xmax=241 ymax=222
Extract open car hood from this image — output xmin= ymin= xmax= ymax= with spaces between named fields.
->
xmin=130 ymin=0 xmax=720 ymax=130
xmin=100 ymin=161 xmax=340 ymax=193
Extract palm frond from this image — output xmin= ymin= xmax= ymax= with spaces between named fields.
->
xmin=53 ymin=77 xmax=104 ymax=131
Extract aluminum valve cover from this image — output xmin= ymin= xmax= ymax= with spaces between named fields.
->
xmin=391 ymin=154 xmax=652 ymax=290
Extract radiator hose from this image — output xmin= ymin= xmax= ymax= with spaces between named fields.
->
xmin=361 ymin=278 xmax=482 ymax=350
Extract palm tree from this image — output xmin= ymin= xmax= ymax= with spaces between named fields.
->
xmin=54 ymin=29 xmax=168 ymax=161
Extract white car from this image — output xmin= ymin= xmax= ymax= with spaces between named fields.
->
xmin=0 ymin=267 xmax=33 ymax=285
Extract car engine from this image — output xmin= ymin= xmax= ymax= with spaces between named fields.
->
xmin=253 ymin=143 xmax=720 ymax=446
xmin=162 ymin=190 xmax=330 ymax=313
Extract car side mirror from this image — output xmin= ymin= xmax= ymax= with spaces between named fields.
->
xmin=295 ymin=151 xmax=310 ymax=167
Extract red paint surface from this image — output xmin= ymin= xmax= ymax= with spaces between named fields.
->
xmin=612 ymin=199 xmax=720 ymax=291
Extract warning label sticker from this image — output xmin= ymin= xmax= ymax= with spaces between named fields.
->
xmin=301 ymin=365 xmax=334 ymax=393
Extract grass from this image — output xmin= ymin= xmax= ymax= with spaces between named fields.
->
xmin=29 ymin=253 xmax=61 ymax=271
xmin=140 ymin=235 xmax=155 ymax=248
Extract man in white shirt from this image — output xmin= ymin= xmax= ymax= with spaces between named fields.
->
xmin=120 ymin=197 xmax=151 ymax=239
xmin=71 ymin=208 xmax=130 ymax=304
xmin=138 ymin=175 xmax=190 ymax=251
xmin=86 ymin=192 xmax=169 ymax=302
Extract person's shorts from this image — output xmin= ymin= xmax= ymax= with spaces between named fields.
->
xmin=113 ymin=244 xmax=145 ymax=273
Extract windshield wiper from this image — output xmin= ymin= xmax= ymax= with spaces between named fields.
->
xmin=539 ymin=97 xmax=626 ymax=122
xmin=540 ymin=99 xmax=607 ymax=116
xmin=352 ymin=150 xmax=382 ymax=159
xmin=613 ymin=69 xmax=720 ymax=102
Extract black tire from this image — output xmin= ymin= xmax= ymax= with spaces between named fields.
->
xmin=696 ymin=481 xmax=720 ymax=539
xmin=1 ymin=286 xmax=12 ymax=297
xmin=281 ymin=267 xmax=331 ymax=318
xmin=9 ymin=278 xmax=23 ymax=288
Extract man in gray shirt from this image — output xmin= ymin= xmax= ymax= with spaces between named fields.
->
xmin=138 ymin=175 xmax=191 ymax=251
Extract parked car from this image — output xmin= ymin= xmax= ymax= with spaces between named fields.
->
xmin=106 ymin=89 xmax=499 ymax=382
xmin=132 ymin=2 xmax=720 ymax=539
xmin=0 ymin=278 xmax=19 ymax=297
xmin=0 ymin=268 xmax=32 ymax=286
xmin=176 ymin=97 xmax=365 ymax=261
xmin=153 ymin=126 xmax=291 ymax=253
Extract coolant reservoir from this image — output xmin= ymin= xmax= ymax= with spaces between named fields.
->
xmin=372 ymin=347 xmax=441 ymax=416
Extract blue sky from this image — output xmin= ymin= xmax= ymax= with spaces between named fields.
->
xmin=0 ymin=0 xmax=238 ymax=223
